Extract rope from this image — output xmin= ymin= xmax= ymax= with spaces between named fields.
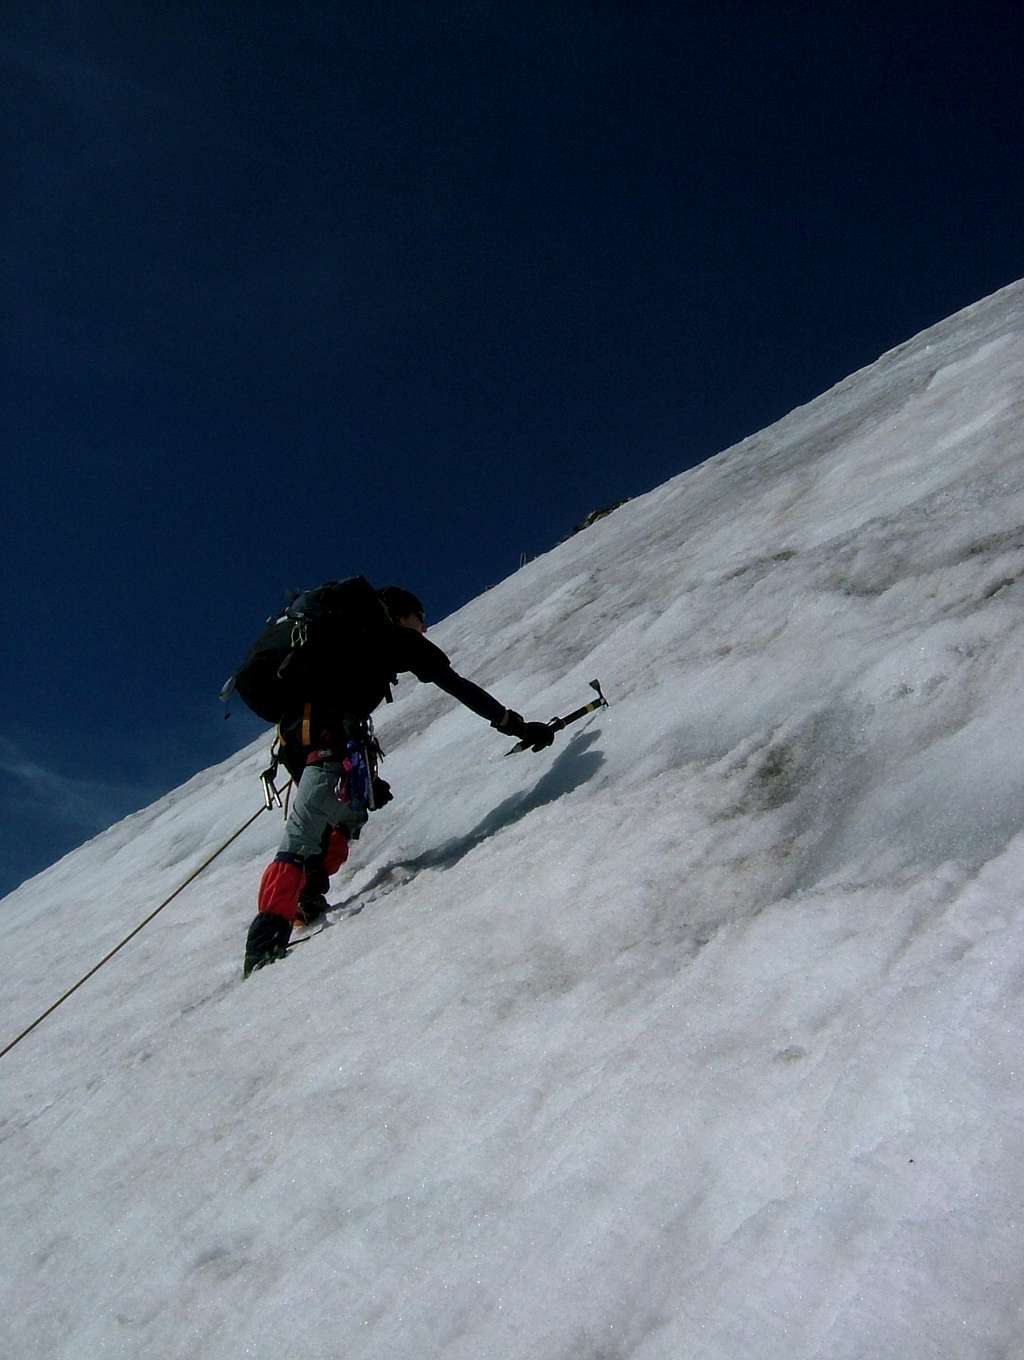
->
xmin=0 ymin=798 xmax=280 ymax=1062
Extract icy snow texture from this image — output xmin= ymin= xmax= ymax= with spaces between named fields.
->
xmin=3 ymin=279 xmax=1024 ymax=1359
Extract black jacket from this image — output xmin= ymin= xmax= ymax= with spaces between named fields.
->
xmin=289 ymin=623 xmax=506 ymax=748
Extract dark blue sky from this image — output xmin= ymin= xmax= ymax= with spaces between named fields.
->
xmin=3 ymin=1 xmax=1023 ymax=898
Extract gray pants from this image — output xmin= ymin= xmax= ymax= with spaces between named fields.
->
xmin=278 ymin=761 xmax=369 ymax=862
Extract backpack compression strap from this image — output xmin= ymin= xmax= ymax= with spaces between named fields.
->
xmin=275 ymin=701 xmax=314 ymax=753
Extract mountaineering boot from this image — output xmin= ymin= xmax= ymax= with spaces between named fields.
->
xmin=243 ymin=912 xmax=292 ymax=978
xmin=295 ymin=892 xmax=328 ymax=928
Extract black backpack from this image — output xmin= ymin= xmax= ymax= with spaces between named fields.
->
xmin=221 ymin=576 xmax=390 ymax=723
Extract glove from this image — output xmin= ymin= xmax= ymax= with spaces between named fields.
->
xmin=494 ymin=709 xmax=556 ymax=752
xmin=372 ymin=777 xmax=393 ymax=807
xmin=518 ymin=721 xmax=556 ymax=752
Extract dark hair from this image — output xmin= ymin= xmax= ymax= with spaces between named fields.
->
xmin=379 ymin=586 xmax=425 ymax=625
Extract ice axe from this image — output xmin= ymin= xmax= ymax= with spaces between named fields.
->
xmin=507 ymin=679 xmax=609 ymax=754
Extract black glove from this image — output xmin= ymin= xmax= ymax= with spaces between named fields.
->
xmin=494 ymin=709 xmax=556 ymax=752
xmin=372 ymin=777 xmax=393 ymax=807
xmin=518 ymin=721 xmax=556 ymax=752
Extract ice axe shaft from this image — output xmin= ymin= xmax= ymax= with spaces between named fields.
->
xmin=550 ymin=678 xmax=609 ymax=732
xmin=508 ymin=679 xmax=609 ymax=753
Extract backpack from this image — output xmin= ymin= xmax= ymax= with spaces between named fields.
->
xmin=220 ymin=576 xmax=390 ymax=723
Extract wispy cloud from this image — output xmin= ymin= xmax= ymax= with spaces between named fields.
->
xmin=0 ymin=34 xmax=156 ymax=114
xmin=0 ymin=737 xmax=151 ymax=835
xmin=0 ymin=32 xmax=281 ymax=165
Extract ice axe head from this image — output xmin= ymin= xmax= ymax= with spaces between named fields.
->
xmin=589 ymin=679 xmax=609 ymax=708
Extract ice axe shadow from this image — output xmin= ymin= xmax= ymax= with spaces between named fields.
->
xmin=341 ymin=729 xmax=606 ymax=903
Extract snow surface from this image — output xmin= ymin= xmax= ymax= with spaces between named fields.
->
xmin=4 ymin=280 xmax=1024 ymax=1359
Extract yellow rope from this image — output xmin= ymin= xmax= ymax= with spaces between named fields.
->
xmin=1 ymin=800 xmax=274 ymax=1061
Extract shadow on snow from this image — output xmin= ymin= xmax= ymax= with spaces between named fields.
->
xmin=339 ymin=729 xmax=606 ymax=909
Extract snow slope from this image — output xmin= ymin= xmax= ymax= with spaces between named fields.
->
xmin=3 ymin=279 xmax=1024 ymax=1359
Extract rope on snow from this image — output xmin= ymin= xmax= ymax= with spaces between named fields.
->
xmin=0 ymin=793 xmax=289 ymax=1062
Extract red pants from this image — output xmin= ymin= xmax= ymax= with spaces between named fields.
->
xmin=256 ymin=827 xmax=350 ymax=922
